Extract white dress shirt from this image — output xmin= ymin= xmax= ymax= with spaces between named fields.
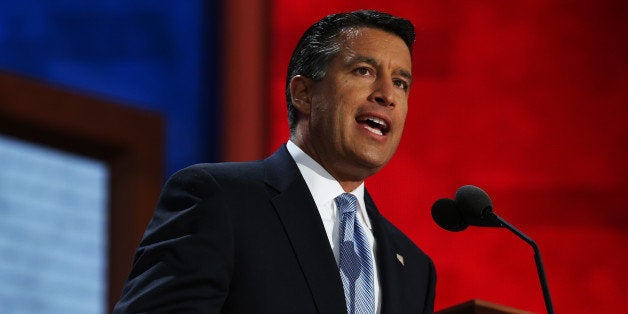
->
xmin=286 ymin=140 xmax=381 ymax=313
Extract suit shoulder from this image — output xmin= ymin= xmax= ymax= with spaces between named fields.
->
xmin=169 ymin=160 xmax=264 ymax=184
xmin=159 ymin=161 xmax=265 ymax=201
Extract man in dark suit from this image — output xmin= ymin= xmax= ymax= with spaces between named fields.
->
xmin=114 ymin=10 xmax=435 ymax=313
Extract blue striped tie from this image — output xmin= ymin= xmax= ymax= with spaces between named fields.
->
xmin=335 ymin=193 xmax=375 ymax=314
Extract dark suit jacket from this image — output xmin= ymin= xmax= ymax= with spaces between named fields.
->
xmin=114 ymin=145 xmax=435 ymax=313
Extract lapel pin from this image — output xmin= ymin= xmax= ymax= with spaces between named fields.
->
xmin=396 ymin=253 xmax=405 ymax=266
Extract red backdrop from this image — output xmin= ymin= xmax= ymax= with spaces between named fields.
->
xmin=266 ymin=1 xmax=627 ymax=313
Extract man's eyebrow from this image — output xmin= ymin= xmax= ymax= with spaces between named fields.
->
xmin=345 ymin=55 xmax=413 ymax=83
xmin=344 ymin=55 xmax=378 ymax=69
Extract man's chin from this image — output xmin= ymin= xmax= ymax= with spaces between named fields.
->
xmin=352 ymin=157 xmax=391 ymax=178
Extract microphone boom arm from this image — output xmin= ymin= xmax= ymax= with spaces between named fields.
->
xmin=489 ymin=213 xmax=555 ymax=314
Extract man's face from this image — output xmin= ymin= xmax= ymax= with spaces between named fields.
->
xmin=295 ymin=27 xmax=412 ymax=185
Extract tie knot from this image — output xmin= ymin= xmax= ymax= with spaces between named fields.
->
xmin=335 ymin=193 xmax=358 ymax=214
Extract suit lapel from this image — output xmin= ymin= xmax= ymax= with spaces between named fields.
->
xmin=365 ymin=192 xmax=405 ymax=314
xmin=264 ymin=146 xmax=347 ymax=313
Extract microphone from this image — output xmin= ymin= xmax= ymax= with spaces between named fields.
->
xmin=431 ymin=185 xmax=555 ymax=314
xmin=431 ymin=185 xmax=503 ymax=231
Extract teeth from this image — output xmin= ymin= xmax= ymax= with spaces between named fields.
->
xmin=364 ymin=124 xmax=383 ymax=136
xmin=359 ymin=116 xmax=388 ymax=136
xmin=366 ymin=117 xmax=387 ymax=128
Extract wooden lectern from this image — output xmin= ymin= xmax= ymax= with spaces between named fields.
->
xmin=436 ymin=299 xmax=534 ymax=314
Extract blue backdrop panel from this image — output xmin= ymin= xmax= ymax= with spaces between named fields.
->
xmin=0 ymin=1 xmax=222 ymax=176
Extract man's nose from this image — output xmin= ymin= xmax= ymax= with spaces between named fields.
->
xmin=369 ymin=78 xmax=395 ymax=108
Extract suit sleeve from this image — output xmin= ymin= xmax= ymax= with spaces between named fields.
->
xmin=424 ymin=259 xmax=436 ymax=314
xmin=113 ymin=165 xmax=234 ymax=313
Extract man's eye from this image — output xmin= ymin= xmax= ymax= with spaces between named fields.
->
xmin=394 ymin=79 xmax=409 ymax=90
xmin=354 ymin=67 xmax=371 ymax=76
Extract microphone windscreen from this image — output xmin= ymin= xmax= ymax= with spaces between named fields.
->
xmin=455 ymin=185 xmax=493 ymax=218
xmin=431 ymin=198 xmax=467 ymax=232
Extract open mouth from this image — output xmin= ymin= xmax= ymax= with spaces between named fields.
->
xmin=357 ymin=116 xmax=390 ymax=136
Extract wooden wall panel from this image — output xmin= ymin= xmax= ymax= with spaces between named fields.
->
xmin=0 ymin=72 xmax=164 ymax=312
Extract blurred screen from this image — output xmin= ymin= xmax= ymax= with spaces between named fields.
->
xmin=0 ymin=134 xmax=108 ymax=314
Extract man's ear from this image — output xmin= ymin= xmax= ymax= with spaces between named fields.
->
xmin=289 ymin=75 xmax=314 ymax=116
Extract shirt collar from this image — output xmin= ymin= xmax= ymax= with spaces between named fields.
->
xmin=286 ymin=140 xmax=370 ymax=229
